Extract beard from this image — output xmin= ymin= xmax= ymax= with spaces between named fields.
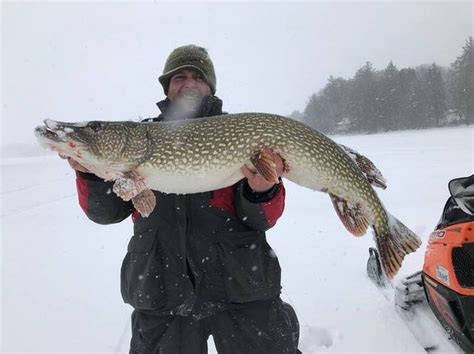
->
xmin=167 ymin=89 xmax=207 ymax=120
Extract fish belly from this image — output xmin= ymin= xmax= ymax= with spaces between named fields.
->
xmin=136 ymin=165 xmax=245 ymax=194
xmin=282 ymin=157 xmax=372 ymax=215
xmin=284 ymin=167 xmax=329 ymax=193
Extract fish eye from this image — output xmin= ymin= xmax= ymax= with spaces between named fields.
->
xmin=88 ymin=122 xmax=102 ymax=132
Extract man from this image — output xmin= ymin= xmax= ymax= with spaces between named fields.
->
xmin=63 ymin=45 xmax=300 ymax=353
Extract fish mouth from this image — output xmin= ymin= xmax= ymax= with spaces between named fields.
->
xmin=35 ymin=119 xmax=86 ymax=143
xmin=35 ymin=120 xmax=64 ymax=143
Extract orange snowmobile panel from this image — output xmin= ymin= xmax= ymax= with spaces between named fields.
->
xmin=423 ymin=221 xmax=474 ymax=296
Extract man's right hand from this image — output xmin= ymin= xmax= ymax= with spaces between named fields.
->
xmin=59 ymin=154 xmax=91 ymax=173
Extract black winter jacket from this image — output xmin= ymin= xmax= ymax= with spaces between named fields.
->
xmin=75 ymin=97 xmax=286 ymax=317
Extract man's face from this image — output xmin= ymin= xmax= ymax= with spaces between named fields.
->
xmin=167 ymin=69 xmax=212 ymax=103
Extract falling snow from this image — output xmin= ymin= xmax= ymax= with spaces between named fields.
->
xmin=1 ymin=125 xmax=470 ymax=352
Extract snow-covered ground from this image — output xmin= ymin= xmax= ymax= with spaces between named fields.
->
xmin=1 ymin=125 xmax=472 ymax=353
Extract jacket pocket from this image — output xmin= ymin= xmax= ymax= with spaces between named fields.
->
xmin=120 ymin=228 xmax=166 ymax=310
xmin=216 ymin=230 xmax=281 ymax=303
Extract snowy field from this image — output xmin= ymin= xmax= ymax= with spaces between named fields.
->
xmin=1 ymin=125 xmax=472 ymax=353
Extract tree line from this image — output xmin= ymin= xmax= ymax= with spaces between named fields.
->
xmin=292 ymin=37 xmax=473 ymax=134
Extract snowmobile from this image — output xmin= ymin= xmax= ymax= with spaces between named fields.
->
xmin=368 ymin=175 xmax=474 ymax=353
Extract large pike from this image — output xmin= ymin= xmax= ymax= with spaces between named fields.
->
xmin=35 ymin=113 xmax=421 ymax=279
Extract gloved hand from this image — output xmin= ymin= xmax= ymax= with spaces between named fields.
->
xmin=240 ymin=149 xmax=284 ymax=193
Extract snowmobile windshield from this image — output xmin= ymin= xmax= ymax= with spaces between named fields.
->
xmin=449 ymin=175 xmax=474 ymax=216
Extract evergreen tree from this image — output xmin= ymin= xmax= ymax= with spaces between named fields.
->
xmin=298 ymin=38 xmax=471 ymax=133
xmin=451 ymin=37 xmax=474 ymax=123
xmin=303 ymin=94 xmax=329 ymax=132
xmin=289 ymin=110 xmax=304 ymax=121
xmin=398 ymin=68 xmax=424 ymax=129
xmin=303 ymin=92 xmax=335 ymax=133
xmin=321 ymin=76 xmax=351 ymax=132
xmin=303 ymin=77 xmax=351 ymax=133
xmin=422 ymin=64 xmax=447 ymax=126
xmin=349 ymin=62 xmax=379 ymax=132
xmin=444 ymin=67 xmax=457 ymax=116
xmin=380 ymin=61 xmax=402 ymax=130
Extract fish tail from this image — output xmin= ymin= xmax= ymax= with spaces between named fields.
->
xmin=373 ymin=213 xmax=422 ymax=280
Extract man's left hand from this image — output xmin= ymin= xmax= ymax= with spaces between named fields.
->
xmin=240 ymin=151 xmax=284 ymax=193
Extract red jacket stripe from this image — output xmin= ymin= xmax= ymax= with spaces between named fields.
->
xmin=75 ymin=173 xmax=90 ymax=214
xmin=261 ymin=184 xmax=285 ymax=227
xmin=209 ymin=186 xmax=236 ymax=214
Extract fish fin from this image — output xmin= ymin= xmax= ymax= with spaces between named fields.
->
xmin=250 ymin=149 xmax=278 ymax=183
xmin=132 ymin=189 xmax=156 ymax=218
xmin=373 ymin=213 xmax=422 ymax=279
xmin=339 ymin=144 xmax=387 ymax=190
xmin=330 ymin=194 xmax=369 ymax=237
xmin=112 ymin=172 xmax=147 ymax=201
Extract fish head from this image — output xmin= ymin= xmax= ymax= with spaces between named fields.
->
xmin=34 ymin=119 xmax=145 ymax=165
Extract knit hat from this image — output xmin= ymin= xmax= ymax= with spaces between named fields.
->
xmin=159 ymin=45 xmax=216 ymax=95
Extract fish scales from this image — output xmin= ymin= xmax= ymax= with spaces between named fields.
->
xmin=143 ymin=114 xmax=386 ymax=233
xmin=143 ymin=114 xmax=358 ymax=186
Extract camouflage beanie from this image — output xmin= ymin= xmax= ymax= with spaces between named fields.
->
xmin=159 ymin=45 xmax=216 ymax=95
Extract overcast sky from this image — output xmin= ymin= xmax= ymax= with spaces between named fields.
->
xmin=2 ymin=1 xmax=472 ymax=145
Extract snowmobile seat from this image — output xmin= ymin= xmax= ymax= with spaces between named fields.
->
xmin=436 ymin=196 xmax=474 ymax=229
